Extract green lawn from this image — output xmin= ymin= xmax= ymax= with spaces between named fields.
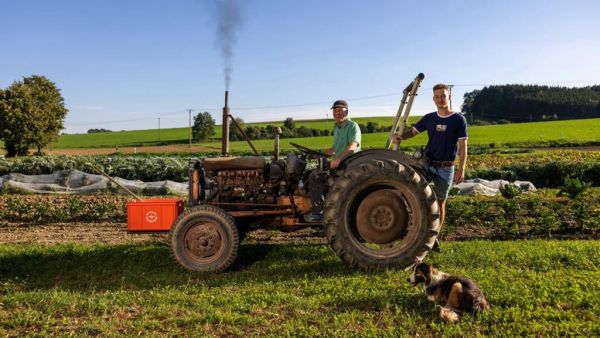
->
xmin=0 ymin=240 xmax=598 ymax=336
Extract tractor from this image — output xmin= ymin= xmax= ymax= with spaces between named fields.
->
xmin=170 ymin=73 xmax=440 ymax=272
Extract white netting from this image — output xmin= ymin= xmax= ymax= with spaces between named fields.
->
xmin=0 ymin=170 xmax=187 ymax=195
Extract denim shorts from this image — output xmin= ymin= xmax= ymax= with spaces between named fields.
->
xmin=425 ymin=165 xmax=455 ymax=200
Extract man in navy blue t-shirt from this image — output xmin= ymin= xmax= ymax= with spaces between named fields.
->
xmin=394 ymin=83 xmax=468 ymax=251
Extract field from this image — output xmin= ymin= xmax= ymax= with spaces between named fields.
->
xmin=1 ymin=117 xmax=598 ymax=154
xmin=0 ymin=234 xmax=598 ymax=336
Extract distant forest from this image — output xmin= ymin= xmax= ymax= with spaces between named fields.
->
xmin=461 ymin=85 xmax=600 ymax=122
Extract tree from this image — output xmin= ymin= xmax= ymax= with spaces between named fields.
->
xmin=192 ymin=112 xmax=216 ymax=141
xmin=87 ymin=128 xmax=112 ymax=133
xmin=283 ymin=117 xmax=295 ymax=130
xmin=229 ymin=117 xmax=245 ymax=141
xmin=0 ymin=75 xmax=68 ymax=156
xmin=366 ymin=121 xmax=379 ymax=133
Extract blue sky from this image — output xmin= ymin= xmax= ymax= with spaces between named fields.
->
xmin=1 ymin=0 xmax=599 ymax=133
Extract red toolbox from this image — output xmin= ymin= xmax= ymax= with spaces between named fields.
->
xmin=127 ymin=199 xmax=184 ymax=232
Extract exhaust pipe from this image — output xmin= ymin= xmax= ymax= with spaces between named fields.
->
xmin=222 ymin=90 xmax=230 ymax=156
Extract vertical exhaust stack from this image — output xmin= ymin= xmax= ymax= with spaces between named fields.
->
xmin=222 ymin=90 xmax=230 ymax=156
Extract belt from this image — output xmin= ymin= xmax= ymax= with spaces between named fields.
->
xmin=430 ymin=160 xmax=455 ymax=168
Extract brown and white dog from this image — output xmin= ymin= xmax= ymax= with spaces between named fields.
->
xmin=407 ymin=260 xmax=490 ymax=323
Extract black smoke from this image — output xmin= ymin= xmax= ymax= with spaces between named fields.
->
xmin=215 ymin=0 xmax=243 ymax=90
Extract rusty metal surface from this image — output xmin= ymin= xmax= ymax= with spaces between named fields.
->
xmin=192 ymin=169 xmax=199 ymax=205
xmin=356 ymin=189 xmax=409 ymax=244
xmin=222 ymin=91 xmax=230 ymax=156
xmin=228 ymin=209 xmax=294 ymax=217
xmin=276 ymin=194 xmax=312 ymax=215
xmin=211 ymin=202 xmax=291 ymax=209
xmin=184 ymin=222 xmax=225 ymax=263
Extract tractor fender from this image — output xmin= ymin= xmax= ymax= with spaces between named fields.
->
xmin=336 ymin=149 xmax=426 ymax=178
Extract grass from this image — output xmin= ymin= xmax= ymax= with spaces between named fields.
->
xmin=33 ymin=117 xmax=600 ymax=152
xmin=1 ymin=240 xmax=598 ymax=336
xmin=45 ymin=116 xmax=414 ymax=150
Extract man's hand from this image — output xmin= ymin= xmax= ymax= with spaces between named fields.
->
xmin=392 ymin=134 xmax=402 ymax=144
xmin=453 ymin=168 xmax=464 ymax=184
xmin=331 ymin=158 xmax=341 ymax=169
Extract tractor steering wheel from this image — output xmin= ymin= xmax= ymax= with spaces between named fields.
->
xmin=289 ymin=142 xmax=329 ymax=157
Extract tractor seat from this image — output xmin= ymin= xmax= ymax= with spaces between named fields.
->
xmin=202 ymin=156 xmax=267 ymax=171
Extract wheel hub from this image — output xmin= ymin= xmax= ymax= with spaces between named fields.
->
xmin=356 ymin=189 xmax=409 ymax=244
xmin=185 ymin=223 xmax=223 ymax=259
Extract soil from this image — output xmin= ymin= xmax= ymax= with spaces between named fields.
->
xmin=0 ymin=221 xmax=327 ymax=246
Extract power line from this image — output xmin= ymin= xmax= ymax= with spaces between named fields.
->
xmin=66 ymin=80 xmax=599 ymax=127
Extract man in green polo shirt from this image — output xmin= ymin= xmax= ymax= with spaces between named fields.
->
xmin=305 ymin=99 xmax=361 ymax=222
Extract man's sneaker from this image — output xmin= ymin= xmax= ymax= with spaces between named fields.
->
xmin=432 ymin=238 xmax=442 ymax=252
xmin=304 ymin=213 xmax=323 ymax=223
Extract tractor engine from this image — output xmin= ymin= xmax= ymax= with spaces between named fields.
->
xmin=194 ymin=156 xmax=293 ymax=205
xmin=210 ymin=169 xmax=271 ymax=203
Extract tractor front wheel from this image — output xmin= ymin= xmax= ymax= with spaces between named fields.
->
xmin=169 ymin=205 xmax=239 ymax=272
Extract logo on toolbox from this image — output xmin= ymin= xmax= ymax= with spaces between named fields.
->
xmin=146 ymin=211 xmax=159 ymax=223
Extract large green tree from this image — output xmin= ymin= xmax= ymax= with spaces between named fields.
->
xmin=0 ymin=75 xmax=68 ymax=156
xmin=192 ymin=111 xmax=216 ymax=141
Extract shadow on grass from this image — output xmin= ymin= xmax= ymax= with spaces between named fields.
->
xmin=0 ymin=243 xmax=356 ymax=292
xmin=323 ymin=292 xmax=436 ymax=316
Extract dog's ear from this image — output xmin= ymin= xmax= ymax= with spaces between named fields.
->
xmin=405 ymin=258 xmax=423 ymax=271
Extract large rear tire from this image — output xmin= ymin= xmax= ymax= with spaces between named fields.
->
xmin=324 ymin=159 xmax=440 ymax=270
xmin=170 ymin=205 xmax=239 ymax=272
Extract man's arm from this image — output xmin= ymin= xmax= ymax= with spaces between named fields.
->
xmin=330 ymin=141 xmax=358 ymax=168
xmin=454 ymin=138 xmax=468 ymax=184
xmin=392 ymin=127 xmax=419 ymax=144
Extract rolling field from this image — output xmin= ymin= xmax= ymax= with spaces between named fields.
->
xmin=207 ymin=117 xmax=600 ymax=154
xmin=0 ymin=240 xmax=598 ymax=336
xmin=1 ymin=117 xmax=599 ymax=154
xmin=46 ymin=117 xmax=600 ymax=152
xmin=47 ymin=116 xmax=416 ymax=149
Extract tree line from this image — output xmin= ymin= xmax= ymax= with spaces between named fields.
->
xmin=192 ymin=115 xmax=393 ymax=141
xmin=462 ymin=84 xmax=600 ymax=123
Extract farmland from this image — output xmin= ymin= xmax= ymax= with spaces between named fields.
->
xmin=1 ymin=117 xmax=599 ymax=154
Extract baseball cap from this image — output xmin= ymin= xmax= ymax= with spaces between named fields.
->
xmin=330 ymin=100 xmax=348 ymax=110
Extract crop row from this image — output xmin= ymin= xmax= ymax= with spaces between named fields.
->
xmin=1 ymin=152 xmax=600 ymax=187
xmin=2 ymin=190 xmax=598 ymax=240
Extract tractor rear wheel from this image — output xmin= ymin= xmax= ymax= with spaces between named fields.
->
xmin=324 ymin=159 xmax=440 ymax=270
xmin=169 ymin=205 xmax=239 ymax=272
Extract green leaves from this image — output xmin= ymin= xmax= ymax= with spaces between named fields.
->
xmin=192 ymin=112 xmax=216 ymax=141
xmin=0 ymin=75 xmax=68 ymax=156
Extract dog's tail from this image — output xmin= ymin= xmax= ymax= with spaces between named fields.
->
xmin=439 ymin=307 xmax=460 ymax=323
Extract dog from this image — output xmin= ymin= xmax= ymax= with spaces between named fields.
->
xmin=407 ymin=260 xmax=490 ymax=323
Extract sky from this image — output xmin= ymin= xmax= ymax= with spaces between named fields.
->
xmin=1 ymin=0 xmax=599 ymax=134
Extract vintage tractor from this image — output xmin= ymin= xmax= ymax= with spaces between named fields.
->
xmin=170 ymin=73 xmax=440 ymax=272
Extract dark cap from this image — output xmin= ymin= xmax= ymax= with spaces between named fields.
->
xmin=330 ymin=99 xmax=348 ymax=110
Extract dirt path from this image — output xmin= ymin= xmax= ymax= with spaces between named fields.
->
xmin=0 ymin=222 xmax=327 ymax=245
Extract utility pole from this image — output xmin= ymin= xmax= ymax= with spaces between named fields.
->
xmin=158 ymin=117 xmax=161 ymax=142
xmin=188 ymin=109 xmax=194 ymax=148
